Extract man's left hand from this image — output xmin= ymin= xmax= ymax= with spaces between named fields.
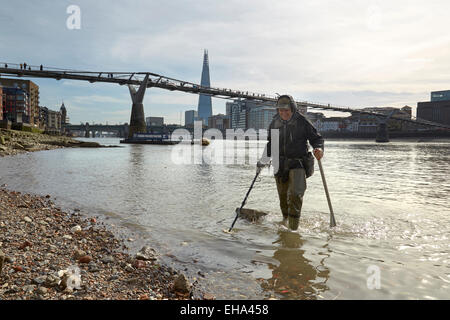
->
xmin=313 ymin=148 xmax=324 ymax=160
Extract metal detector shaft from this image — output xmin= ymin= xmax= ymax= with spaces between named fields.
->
xmin=318 ymin=159 xmax=337 ymax=228
xmin=228 ymin=168 xmax=261 ymax=232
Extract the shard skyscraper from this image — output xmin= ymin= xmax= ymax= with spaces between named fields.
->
xmin=197 ymin=49 xmax=212 ymax=125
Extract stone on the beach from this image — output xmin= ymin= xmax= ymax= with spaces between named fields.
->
xmin=88 ymin=262 xmax=101 ymax=273
xmin=23 ymin=143 xmax=36 ymax=151
xmin=13 ymin=142 xmax=25 ymax=150
xmin=124 ymin=264 xmax=134 ymax=273
xmin=0 ymin=250 xmax=4 ymax=275
xmin=63 ymin=288 xmax=74 ymax=295
xmin=19 ymin=240 xmax=32 ymax=250
xmin=70 ymin=225 xmax=82 ymax=233
xmin=33 ymin=276 xmax=46 ymax=285
xmin=57 ymin=270 xmax=67 ymax=278
xmin=37 ymin=287 xmax=48 ymax=295
xmin=63 ymin=235 xmax=73 ymax=240
xmin=173 ymin=273 xmax=191 ymax=294
xmin=73 ymin=249 xmax=86 ymax=260
xmin=24 ymin=216 xmax=32 ymax=223
xmin=136 ymin=246 xmax=157 ymax=261
xmin=78 ymin=255 xmax=92 ymax=264
xmin=23 ymin=284 xmax=36 ymax=293
xmin=203 ymin=293 xmax=215 ymax=300
xmin=126 ymin=277 xmax=139 ymax=285
xmin=134 ymin=260 xmax=146 ymax=269
xmin=101 ymin=255 xmax=114 ymax=264
xmin=45 ymin=274 xmax=61 ymax=287
xmin=13 ymin=266 xmax=24 ymax=273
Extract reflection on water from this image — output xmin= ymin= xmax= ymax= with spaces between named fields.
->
xmin=259 ymin=231 xmax=330 ymax=300
xmin=0 ymin=138 xmax=449 ymax=299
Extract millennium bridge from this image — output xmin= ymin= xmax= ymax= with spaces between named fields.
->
xmin=1 ymin=62 xmax=448 ymax=142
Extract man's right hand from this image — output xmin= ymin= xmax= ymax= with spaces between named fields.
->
xmin=256 ymin=160 xmax=267 ymax=168
xmin=256 ymin=159 xmax=271 ymax=173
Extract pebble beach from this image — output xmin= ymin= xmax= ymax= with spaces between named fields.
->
xmin=0 ymin=129 xmax=210 ymax=300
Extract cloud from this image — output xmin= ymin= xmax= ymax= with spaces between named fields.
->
xmin=2 ymin=0 xmax=450 ymax=124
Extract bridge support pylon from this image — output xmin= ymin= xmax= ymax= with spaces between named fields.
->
xmin=128 ymin=74 xmax=149 ymax=139
xmin=376 ymin=122 xmax=389 ymax=143
xmin=85 ymin=122 xmax=90 ymax=138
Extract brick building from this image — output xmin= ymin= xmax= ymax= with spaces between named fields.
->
xmin=2 ymin=87 xmax=30 ymax=123
xmin=0 ymin=78 xmax=39 ymax=127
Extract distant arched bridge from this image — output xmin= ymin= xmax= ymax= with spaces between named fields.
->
xmin=63 ymin=123 xmax=129 ymax=138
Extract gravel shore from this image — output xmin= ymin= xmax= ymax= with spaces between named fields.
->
xmin=0 ymin=129 xmax=213 ymax=300
xmin=0 ymin=128 xmax=117 ymax=157
xmin=0 ymin=188 xmax=212 ymax=300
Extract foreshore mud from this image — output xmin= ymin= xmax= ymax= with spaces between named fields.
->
xmin=0 ymin=129 xmax=118 ymax=157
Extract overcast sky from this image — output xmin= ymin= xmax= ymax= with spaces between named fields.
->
xmin=1 ymin=0 xmax=449 ymax=124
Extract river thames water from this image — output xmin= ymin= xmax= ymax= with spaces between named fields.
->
xmin=0 ymin=138 xmax=449 ymax=299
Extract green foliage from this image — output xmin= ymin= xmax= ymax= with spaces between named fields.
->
xmin=31 ymin=127 xmax=44 ymax=134
xmin=21 ymin=126 xmax=33 ymax=132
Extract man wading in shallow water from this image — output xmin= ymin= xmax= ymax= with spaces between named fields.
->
xmin=257 ymin=95 xmax=324 ymax=231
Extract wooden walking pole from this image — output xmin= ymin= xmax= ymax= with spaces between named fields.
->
xmin=317 ymin=159 xmax=337 ymax=228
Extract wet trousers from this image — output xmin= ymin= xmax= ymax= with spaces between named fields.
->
xmin=275 ymin=168 xmax=307 ymax=230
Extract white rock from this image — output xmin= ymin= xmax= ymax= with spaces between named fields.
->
xmin=70 ymin=225 xmax=82 ymax=233
xmin=124 ymin=264 xmax=134 ymax=273
xmin=58 ymin=270 xmax=67 ymax=278
xmin=24 ymin=217 xmax=32 ymax=223
xmin=63 ymin=235 xmax=73 ymax=240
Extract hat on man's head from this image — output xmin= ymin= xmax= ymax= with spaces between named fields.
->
xmin=276 ymin=95 xmax=295 ymax=111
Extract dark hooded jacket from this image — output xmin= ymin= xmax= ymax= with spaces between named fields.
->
xmin=266 ymin=98 xmax=324 ymax=160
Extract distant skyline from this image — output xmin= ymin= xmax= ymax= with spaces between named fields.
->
xmin=1 ymin=0 xmax=449 ymax=124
